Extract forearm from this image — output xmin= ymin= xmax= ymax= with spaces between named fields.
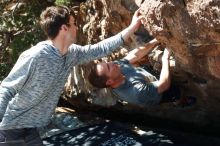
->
xmin=136 ymin=38 xmax=159 ymax=59
xmin=120 ymin=25 xmax=136 ymax=42
xmin=126 ymin=38 xmax=159 ymax=64
xmin=157 ymin=58 xmax=171 ymax=93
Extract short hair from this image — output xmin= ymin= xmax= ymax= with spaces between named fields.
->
xmin=88 ymin=64 xmax=109 ymax=88
xmin=40 ymin=6 xmax=75 ymax=39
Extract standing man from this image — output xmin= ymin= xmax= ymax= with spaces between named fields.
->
xmin=0 ymin=6 xmax=143 ymax=145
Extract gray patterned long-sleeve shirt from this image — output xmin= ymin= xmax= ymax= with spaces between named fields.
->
xmin=0 ymin=33 xmax=124 ymax=130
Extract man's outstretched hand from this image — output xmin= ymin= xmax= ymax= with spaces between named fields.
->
xmin=128 ymin=8 xmax=145 ymax=32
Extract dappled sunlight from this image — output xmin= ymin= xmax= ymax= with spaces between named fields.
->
xmin=43 ymin=122 xmax=175 ymax=146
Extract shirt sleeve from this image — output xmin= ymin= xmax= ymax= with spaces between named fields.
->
xmin=67 ymin=33 xmax=124 ymax=65
xmin=0 ymin=53 xmax=35 ymax=119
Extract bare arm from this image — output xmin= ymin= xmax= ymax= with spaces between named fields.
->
xmin=120 ymin=8 xmax=144 ymax=42
xmin=124 ymin=38 xmax=159 ymax=64
xmin=153 ymin=48 xmax=171 ymax=93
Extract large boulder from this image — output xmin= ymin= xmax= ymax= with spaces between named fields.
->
xmin=139 ymin=0 xmax=220 ymax=126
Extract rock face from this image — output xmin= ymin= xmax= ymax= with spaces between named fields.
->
xmin=141 ymin=0 xmax=220 ymax=79
xmin=64 ymin=0 xmax=220 ymax=130
xmin=140 ymin=0 xmax=220 ymax=126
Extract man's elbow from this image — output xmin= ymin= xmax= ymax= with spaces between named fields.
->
xmin=157 ymin=80 xmax=171 ymax=94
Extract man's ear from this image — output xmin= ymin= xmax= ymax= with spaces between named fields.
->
xmin=60 ymin=24 xmax=68 ymax=31
xmin=106 ymin=79 xmax=113 ymax=86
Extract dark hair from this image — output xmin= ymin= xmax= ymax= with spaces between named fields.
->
xmin=40 ymin=6 xmax=75 ymax=39
xmin=88 ymin=64 xmax=109 ymax=88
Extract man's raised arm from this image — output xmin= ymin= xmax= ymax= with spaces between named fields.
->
xmin=153 ymin=48 xmax=171 ymax=93
xmin=124 ymin=38 xmax=159 ymax=64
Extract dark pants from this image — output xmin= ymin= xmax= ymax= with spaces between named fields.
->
xmin=0 ymin=128 xmax=44 ymax=146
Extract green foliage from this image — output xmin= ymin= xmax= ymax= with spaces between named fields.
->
xmin=0 ymin=0 xmax=79 ymax=80
xmin=0 ymin=0 xmax=48 ymax=80
xmin=10 ymin=26 xmax=45 ymax=63
xmin=55 ymin=0 xmax=72 ymax=6
xmin=0 ymin=63 xmax=12 ymax=81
